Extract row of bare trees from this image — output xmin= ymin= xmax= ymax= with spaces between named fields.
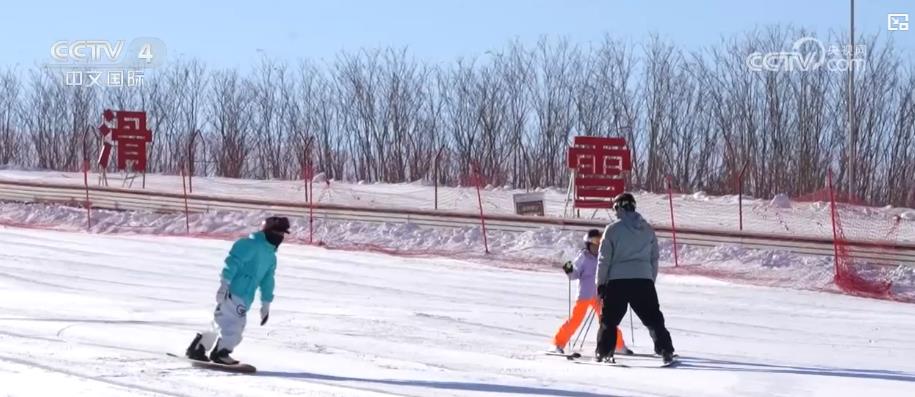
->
xmin=0 ymin=27 xmax=913 ymax=206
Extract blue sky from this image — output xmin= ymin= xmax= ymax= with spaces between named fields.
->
xmin=2 ymin=0 xmax=913 ymax=70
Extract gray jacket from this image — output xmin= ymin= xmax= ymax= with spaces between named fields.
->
xmin=596 ymin=211 xmax=660 ymax=285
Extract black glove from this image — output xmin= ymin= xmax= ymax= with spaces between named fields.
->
xmin=597 ymin=283 xmax=607 ymax=297
xmin=561 ymin=261 xmax=574 ymax=274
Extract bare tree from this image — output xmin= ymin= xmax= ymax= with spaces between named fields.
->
xmin=209 ymin=70 xmax=253 ymax=178
xmin=0 ymin=69 xmax=21 ymax=166
xmin=529 ymin=38 xmax=577 ymax=187
xmin=2 ymin=27 xmax=913 ymax=207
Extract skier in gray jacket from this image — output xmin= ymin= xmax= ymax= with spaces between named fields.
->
xmin=594 ymin=193 xmax=675 ymax=364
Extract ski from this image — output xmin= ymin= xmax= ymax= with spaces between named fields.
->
xmin=551 ymin=351 xmax=678 ymax=361
xmin=574 ymin=359 xmax=631 ymax=368
xmin=166 ymin=353 xmax=257 ymax=374
xmin=543 ymin=350 xmax=588 ymax=359
xmin=574 ymin=359 xmax=677 ymax=368
xmin=568 ymin=354 xmax=679 ymax=368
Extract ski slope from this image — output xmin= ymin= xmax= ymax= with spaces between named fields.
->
xmin=1 ymin=226 xmax=914 ymax=397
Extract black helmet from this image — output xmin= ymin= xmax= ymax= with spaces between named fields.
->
xmin=583 ymin=228 xmax=602 ymax=247
xmin=262 ymin=216 xmax=291 ymax=234
xmin=613 ymin=193 xmax=637 ymax=212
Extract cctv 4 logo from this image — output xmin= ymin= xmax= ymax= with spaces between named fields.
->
xmin=51 ymin=40 xmax=154 ymax=65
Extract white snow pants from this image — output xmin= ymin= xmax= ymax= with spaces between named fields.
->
xmin=200 ymin=293 xmax=248 ymax=352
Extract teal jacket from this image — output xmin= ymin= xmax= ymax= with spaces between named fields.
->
xmin=221 ymin=231 xmax=277 ymax=308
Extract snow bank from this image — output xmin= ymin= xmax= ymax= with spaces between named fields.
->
xmin=770 ymin=193 xmax=792 ymax=209
xmin=1 ymin=169 xmax=913 ymax=244
xmin=1 ymin=201 xmax=911 ymax=301
xmin=691 ymin=191 xmax=710 ymax=201
xmin=312 ymin=172 xmax=327 ymax=183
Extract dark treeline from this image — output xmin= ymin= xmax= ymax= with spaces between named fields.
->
xmin=1 ymin=27 xmax=913 ymax=207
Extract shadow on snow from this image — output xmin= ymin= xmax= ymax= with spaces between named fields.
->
xmin=256 ymin=370 xmax=627 ymax=397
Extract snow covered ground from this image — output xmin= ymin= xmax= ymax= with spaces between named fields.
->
xmin=1 ymin=226 xmax=914 ymax=397
xmin=2 ymin=169 xmax=913 ymax=244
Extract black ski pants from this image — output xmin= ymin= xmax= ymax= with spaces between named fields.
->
xmin=595 ymin=278 xmax=674 ymax=357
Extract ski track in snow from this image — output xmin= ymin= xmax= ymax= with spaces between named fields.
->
xmin=1 ymin=226 xmax=914 ymax=396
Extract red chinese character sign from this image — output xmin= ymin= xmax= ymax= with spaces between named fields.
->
xmin=97 ymin=109 xmax=153 ymax=187
xmin=566 ymin=136 xmax=632 ymax=210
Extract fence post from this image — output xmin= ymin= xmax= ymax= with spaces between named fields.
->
xmin=303 ymin=161 xmax=310 ymax=204
xmin=187 ymin=129 xmax=199 ymax=194
xmin=309 ymin=163 xmax=315 ymax=245
xmin=473 ymin=165 xmax=490 ymax=254
xmin=433 ymin=145 xmax=444 ymax=210
xmin=434 ymin=159 xmax=439 ymax=210
xmin=303 ymin=161 xmax=315 ymax=245
xmin=82 ymin=160 xmax=91 ymax=231
xmin=666 ymin=175 xmax=680 ymax=268
xmin=737 ymin=161 xmax=748 ymax=231
xmin=303 ymin=135 xmax=315 ymax=204
xmin=826 ymin=169 xmax=840 ymax=279
xmin=181 ymin=165 xmax=190 ymax=235
xmin=738 ymin=180 xmax=743 ymax=232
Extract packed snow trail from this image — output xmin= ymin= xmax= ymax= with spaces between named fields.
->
xmin=0 ymin=226 xmax=913 ymax=396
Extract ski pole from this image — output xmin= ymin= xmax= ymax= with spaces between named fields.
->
xmin=568 ymin=278 xmax=572 ymax=321
xmin=570 ymin=307 xmax=594 ymax=349
xmin=629 ymin=306 xmax=635 ymax=345
xmin=576 ymin=307 xmax=597 ymax=352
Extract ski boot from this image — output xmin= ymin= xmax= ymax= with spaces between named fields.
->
xmin=210 ymin=339 xmax=240 ymax=365
xmin=661 ymin=350 xmax=675 ymax=365
xmin=185 ymin=333 xmax=210 ymax=362
xmin=594 ymin=352 xmax=615 ymax=364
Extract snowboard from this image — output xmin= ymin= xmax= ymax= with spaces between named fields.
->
xmin=166 ymin=353 xmax=257 ymax=374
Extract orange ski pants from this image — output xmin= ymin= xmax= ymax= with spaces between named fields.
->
xmin=553 ymin=298 xmax=625 ymax=350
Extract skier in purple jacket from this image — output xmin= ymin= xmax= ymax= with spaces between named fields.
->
xmin=550 ymin=229 xmax=632 ymax=355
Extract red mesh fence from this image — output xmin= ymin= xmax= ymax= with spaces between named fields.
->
xmin=1 ymin=166 xmax=913 ymax=302
xmin=825 ymin=171 xmax=896 ymax=298
xmin=652 ymin=171 xmax=913 ymax=302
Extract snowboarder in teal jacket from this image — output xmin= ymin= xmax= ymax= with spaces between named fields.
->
xmin=185 ymin=216 xmax=290 ymax=365
xmin=221 ymin=230 xmax=278 ymax=309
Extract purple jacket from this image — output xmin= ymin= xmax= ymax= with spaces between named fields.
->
xmin=568 ymin=248 xmax=598 ymax=300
